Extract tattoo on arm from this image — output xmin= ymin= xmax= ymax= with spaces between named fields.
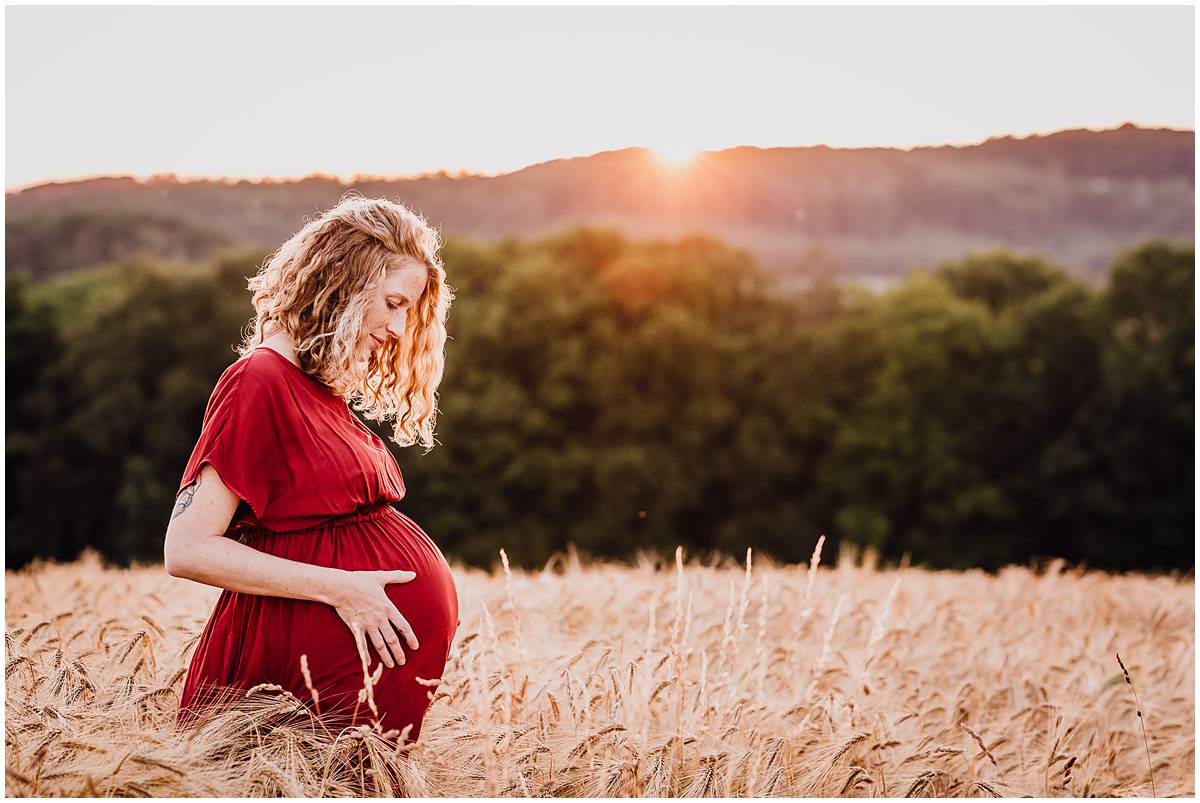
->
xmin=172 ymin=477 xmax=200 ymax=521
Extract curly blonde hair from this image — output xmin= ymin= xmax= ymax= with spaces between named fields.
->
xmin=238 ymin=192 xmax=454 ymax=451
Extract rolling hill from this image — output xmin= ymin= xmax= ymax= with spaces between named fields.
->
xmin=6 ymin=123 xmax=1193 ymax=285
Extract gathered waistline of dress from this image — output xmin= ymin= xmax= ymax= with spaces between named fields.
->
xmin=298 ymin=501 xmax=396 ymax=532
xmin=237 ymin=501 xmax=397 ymax=538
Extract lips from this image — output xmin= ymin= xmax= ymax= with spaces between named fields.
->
xmin=371 ymin=334 xmax=384 ymax=347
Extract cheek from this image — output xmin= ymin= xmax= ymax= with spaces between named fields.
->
xmin=367 ymin=304 xmax=388 ymax=327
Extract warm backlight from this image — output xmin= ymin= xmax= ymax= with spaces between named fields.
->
xmin=651 ymin=144 xmax=701 ymax=168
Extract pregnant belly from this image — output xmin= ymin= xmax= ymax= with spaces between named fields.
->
xmin=233 ymin=506 xmax=460 ymax=718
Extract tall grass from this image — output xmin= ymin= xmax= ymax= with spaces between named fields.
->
xmin=5 ymin=544 xmax=1193 ymax=797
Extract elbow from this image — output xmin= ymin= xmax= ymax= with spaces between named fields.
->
xmin=163 ymin=540 xmax=193 ymax=579
xmin=163 ymin=554 xmax=186 ymax=579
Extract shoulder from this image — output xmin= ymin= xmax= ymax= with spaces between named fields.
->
xmin=211 ymin=349 xmax=289 ymax=404
xmin=234 ymin=348 xmax=289 ymax=378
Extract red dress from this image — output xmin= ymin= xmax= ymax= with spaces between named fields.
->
xmin=173 ymin=346 xmax=459 ymax=744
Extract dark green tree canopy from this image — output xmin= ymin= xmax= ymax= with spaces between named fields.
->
xmin=5 ymin=234 xmax=1193 ymax=572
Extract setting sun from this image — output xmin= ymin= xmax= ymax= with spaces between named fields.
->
xmin=651 ymin=144 xmax=702 ymax=168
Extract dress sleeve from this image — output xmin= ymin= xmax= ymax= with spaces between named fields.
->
xmin=176 ymin=359 xmax=281 ymax=520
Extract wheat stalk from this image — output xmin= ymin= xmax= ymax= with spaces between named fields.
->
xmin=1116 ymin=651 xmax=1155 ymax=796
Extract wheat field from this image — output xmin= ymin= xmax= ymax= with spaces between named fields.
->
xmin=4 ymin=542 xmax=1194 ymax=797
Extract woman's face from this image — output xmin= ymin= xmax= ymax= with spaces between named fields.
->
xmin=359 ymin=257 xmax=427 ymax=359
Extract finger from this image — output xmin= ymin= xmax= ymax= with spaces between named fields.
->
xmin=384 ymin=570 xmax=417 ymax=585
xmin=380 ymin=627 xmax=406 ymax=666
xmin=389 ymin=608 xmax=420 ymax=651
xmin=367 ymin=627 xmax=394 ymax=668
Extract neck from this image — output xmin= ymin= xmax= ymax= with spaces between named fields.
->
xmin=259 ymin=331 xmax=301 ymax=368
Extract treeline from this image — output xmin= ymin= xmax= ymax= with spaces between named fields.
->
xmin=5 ymin=230 xmax=1193 ymax=571
xmin=8 ymin=125 xmax=1194 ymax=283
xmin=6 ymin=209 xmax=237 ymax=281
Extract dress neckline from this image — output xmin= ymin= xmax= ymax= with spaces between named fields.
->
xmin=252 ymin=345 xmax=330 ymax=388
xmin=252 ymin=346 xmax=387 ymax=450
xmin=253 ymin=344 xmax=303 ymax=370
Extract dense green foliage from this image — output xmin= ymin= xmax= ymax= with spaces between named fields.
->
xmin=5 ymin=231 xmax=1193 ymax=571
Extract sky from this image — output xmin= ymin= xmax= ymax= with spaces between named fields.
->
xmin=5 ymin=5 xmax=1194 ymax=191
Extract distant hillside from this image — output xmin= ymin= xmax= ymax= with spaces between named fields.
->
xmin=6 ymin=210 xmax=235 ymax=281
xmin=5 ymin=123 xmax=1193 ymax=284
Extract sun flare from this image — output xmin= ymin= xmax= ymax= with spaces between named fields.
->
xmin=651 ymin=144 xmax=702 ymax=168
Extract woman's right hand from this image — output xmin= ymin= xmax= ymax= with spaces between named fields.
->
xmin=325 ymin=568 xmax=420 ymax=669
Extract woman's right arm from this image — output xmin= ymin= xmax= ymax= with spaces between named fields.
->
xmin=163 ymin=464 xmax=420 ymax=668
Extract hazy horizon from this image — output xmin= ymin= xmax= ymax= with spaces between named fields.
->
xmin=7 ymin=120 xmax=1195 ymax=194
xmin=6 ymin=5 xmax=1194 ymax=192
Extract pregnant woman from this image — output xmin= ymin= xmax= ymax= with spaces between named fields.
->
xmin=164 ymin=194 xmax=459 ymax=746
